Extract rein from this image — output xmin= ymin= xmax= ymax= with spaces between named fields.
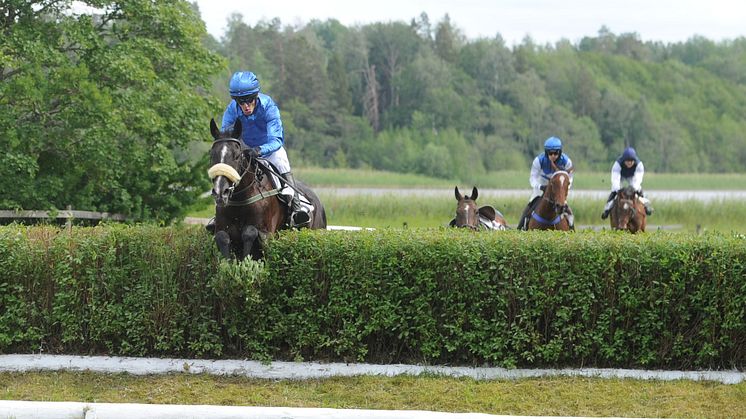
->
xmin=208 ymin=141 xmax=281 ymax=207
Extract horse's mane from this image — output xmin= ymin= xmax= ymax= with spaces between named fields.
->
xmin=619 ymin=185 xmax=638 ymax=199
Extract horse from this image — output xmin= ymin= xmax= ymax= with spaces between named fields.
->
xmin=609 ymin=185 xmax=646 ymax=233
xmin=208 ymin=118 xmax=326 ymax=260
xmin=450 ymin=186 xmax=509 ymax=230
xmin=527 ymin=170 xmax=573 ymax=231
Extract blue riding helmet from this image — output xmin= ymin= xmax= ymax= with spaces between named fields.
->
xmin=621 ymin=146 xmax=638 ymax=161
xmin=229 ymin=71 xmax=260 ymax=98
xmin=544 ymin=136 xmax=562 ymax=153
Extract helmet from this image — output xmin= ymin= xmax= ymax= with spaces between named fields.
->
xmin=621 ymin=147 xmax=638 ymax=161
xmin=544 ymin=136 xmax=562 ymax=153
xmin=229 ymin=71 xmax=260 ymax=98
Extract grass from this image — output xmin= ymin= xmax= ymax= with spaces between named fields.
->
xmin=1 ymin=372 xmax=743 ymax=418
xmin=295 ymin=167 xmax=746 ymax=190
xmin=189 ymin=193 xmax=746 ymax=233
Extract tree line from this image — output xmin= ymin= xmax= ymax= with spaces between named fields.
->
xmin=2 ymin=1 xmax=745 ymax=220
xmin=214 ymin=16 xmax=746 ymax=178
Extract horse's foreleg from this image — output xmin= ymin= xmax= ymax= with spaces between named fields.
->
xmin=215 ymin=230 xmax=232 ymax=259
xmin=241 ymin=225 xmax=259 ymax=260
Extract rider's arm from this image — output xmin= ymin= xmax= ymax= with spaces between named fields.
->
xmin=564 ymin=156 xmax=574 ymax=187
xmin=258 ymin=97 xmax=284 ymax=156
xmin=610 ymin=161 xmax=622 ymax=191
xmin=630 ymin=161 xmax=645 ymax=191
xmin=220 ymin=101 xmax=238 ymax=131
xmin=529 ymin=157 xmax=542 ymax=189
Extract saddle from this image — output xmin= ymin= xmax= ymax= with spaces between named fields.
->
xmin=477 ymin=205 xmax=508 ymax=231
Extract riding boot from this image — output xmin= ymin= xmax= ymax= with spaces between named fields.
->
xmin=517 ymin=197 xmax=539 ymax=230
xmin=601 ymin=191 xmax=616 ymax=219
xmin=517 ymin=205 xmax=531 ymax=230
xmin=638 ymin=190 xmax=654 ymax=215
xmin=282 ymin=172 xmax=311 ymax=227
xmin=205 ymin=217 xmax=215 ymax=234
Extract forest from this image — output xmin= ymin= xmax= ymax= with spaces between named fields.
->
xmin=3 ymin=1 xmax=746 ymax=220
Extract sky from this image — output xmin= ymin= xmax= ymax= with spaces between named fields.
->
xmin=194 ymin=0 xmax=746 ymax=46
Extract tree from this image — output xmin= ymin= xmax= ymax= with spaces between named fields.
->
xmin=0 ymin=0 xmax=224 ymax=220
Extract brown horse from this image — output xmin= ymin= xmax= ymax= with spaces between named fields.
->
xmin=208 ymin=118 xmax=326 ymax=260
xmin=527 ymin=171 xmax=573 ymax=231
xmin=450 ymin=186 xmax=509 ymax=230
xmin=609 ymin=186 xmax=646 ymax=233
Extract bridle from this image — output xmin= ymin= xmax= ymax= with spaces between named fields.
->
xmin=208 ymin=138 xmax=273 ymax=205
xmin=455 ymin=199 xmax=479 ymax=230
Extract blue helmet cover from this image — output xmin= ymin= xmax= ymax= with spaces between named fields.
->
xmin=229 ymin=71 xmax=260 ymax=97
xmin=544 ymin=136 xmax=563 ymax=151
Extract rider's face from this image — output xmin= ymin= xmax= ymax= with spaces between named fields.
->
xmin=547 ymin=150 xmax=560 ymax=162
xmin=624 ymin=159 xmax=635 ymax=168
xmin=238 ymin=98 xmax=257 ymax=116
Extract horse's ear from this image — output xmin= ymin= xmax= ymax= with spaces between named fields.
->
xmin=210 ymin=118 xmax=220 ymax=140
xmin=232 ymin=119 xmax=242 ymax=139
xmin=471 ymin=186 xmax=478 ymax=201
xmin=454 ymin=186 xmax=462 ymax=201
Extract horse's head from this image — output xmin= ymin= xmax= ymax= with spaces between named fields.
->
xmin=453 ymin=186 xmax=479 ymax=229
xmin=612 ymin=186 xmax=639 ymax=230
xmin=208 ymin=118 xmax=248 ymax=206
xmin=545 ymin=171 xmax=571 ymax=215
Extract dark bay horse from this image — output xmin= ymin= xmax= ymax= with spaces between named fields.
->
xmin=527 ymin=171 xmax=573 ymax=231
xmin=208 ymin=118 xmax=326 ymax=260
xmin=450 ymin=186 xmax=509 ymax=230
xmin=610 ymin=185 xmax=646 ymax=233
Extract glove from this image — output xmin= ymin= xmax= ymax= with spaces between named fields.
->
xmin=540 ymin=185 xmax=547 ymax=191
xmin=244 ymin=147 xmax=262 ymax=159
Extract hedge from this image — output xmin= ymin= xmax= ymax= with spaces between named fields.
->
xmin=1 ymin=224 xmax=744 ymax=370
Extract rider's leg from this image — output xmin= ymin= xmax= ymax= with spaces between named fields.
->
xmin=566 ymin=206 xmax=575 ymax=230
xmin=601 ymin=191 xmax=617 ymax=219
xmin=638 ymin=189 xmax=654 ymax=215
xmin=517 ymin=196 xmax=540 ymax=230
xmin=265 ymin=147 xmax=311 ymax=227
xmin=281 ymin=171 xmax=310 ymax=227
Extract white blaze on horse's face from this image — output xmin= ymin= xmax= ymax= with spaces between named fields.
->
xmin=220 ymin=143 xmax=229 ymax=164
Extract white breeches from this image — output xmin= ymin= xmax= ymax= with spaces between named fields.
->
xmin=265 ymin=146 xmax=291 ymax=174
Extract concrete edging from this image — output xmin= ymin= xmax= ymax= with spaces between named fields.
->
xmin=0 ymin=354 xmax=743 ymax=384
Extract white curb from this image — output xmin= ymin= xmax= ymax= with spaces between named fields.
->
xmin=0 ymin=400 xmax=634 ymax=419
xmin=0 ymin=354 xmax=743 ymax=384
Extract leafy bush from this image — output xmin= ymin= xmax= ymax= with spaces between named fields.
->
xmin=1 ymin=225 xmax=744 ymax=370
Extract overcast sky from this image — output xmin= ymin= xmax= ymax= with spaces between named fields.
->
xmin=195 ymin=0 xmax=746 ymax=45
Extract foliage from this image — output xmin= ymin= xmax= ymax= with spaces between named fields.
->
xmin=0 ymin=1 xmax=225 ymax=220
xmin=1 ymin=225 xmax=745 ymax=371
xmin=210 ymin=16 xmax=746 ymax=177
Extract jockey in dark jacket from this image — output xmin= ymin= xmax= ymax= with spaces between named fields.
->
xmin=601 ymin=146 xmax=653 ymax=219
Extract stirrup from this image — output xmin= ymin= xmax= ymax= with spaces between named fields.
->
xmin=291 ymin=210 xmax=311 ymax=227
xmin=205 ymin=218 xmax=215 ymax=234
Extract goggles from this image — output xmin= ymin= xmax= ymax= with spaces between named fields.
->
xmin=233 ymin=94 xmax=258 ymax=105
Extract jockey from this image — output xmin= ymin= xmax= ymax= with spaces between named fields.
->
xmin=516 ymin=136 xmax=574 ymax=230
xmin=221 ymin=71 xmax=310 ymax=228
xmin=601 ymin=146 xmax=653 ymax=219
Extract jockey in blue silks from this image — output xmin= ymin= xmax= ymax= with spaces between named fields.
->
xmin=601 ymin=146 xmax=653 ymax=219
xmin=517 ymin=136 xmax=575 ymax=230
xmin=220 ymin=71 xmax=310 ymax=227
